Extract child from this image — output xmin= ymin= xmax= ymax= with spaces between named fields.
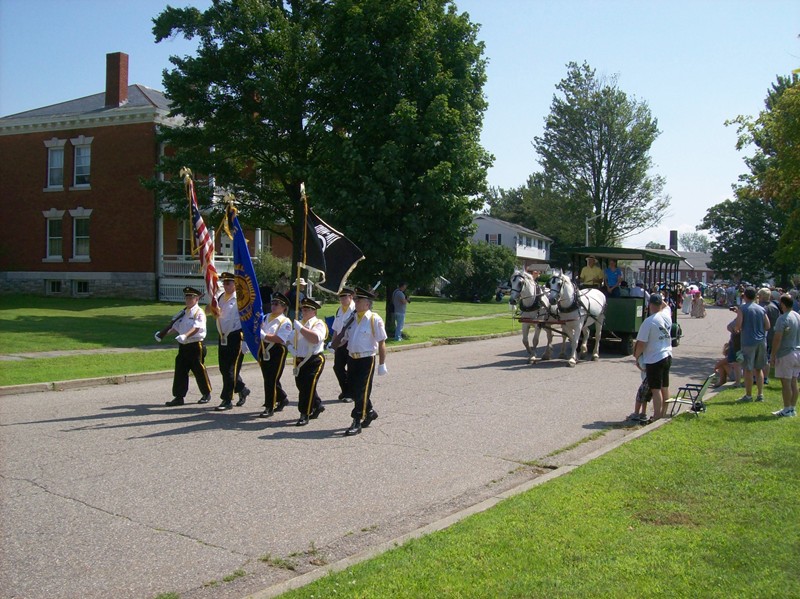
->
xmin=712 ymin=343 xmax=729 ymax=388
xmin=630 ymin=355 xmax=652 ymax=423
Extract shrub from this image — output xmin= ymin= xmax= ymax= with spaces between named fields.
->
xmin=444 ymin=242 xmax=518 ymax=302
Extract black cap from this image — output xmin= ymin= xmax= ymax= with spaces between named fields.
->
xmin=338 ymin=287 xmax=354 ymax=296
xmin=649 ymin=293 xmax=663 ymax=305
xmin=220 ymin=272 xmax=235 ymax=282
xmin=353 ymin=287 xmax=376 ymax=300
xmin=270 ymin=292 xmax=289 ymax=306
xmin=300 ymin=297 xmax=321 ymax=310
xmin=183 ymin=286 xmax=202 ymax=297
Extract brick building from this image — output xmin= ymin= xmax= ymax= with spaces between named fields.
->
xmin=0 ymin=52 xmax=288 ymax=301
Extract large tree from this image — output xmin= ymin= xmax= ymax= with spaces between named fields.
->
xmin=533 ymin=62 xmax=669 ymax=246
xmin=698 ymin=191 xmax=782 ymax=283
xmin=151 ymin=0 xmax=491 ymax=290
xmin=678 ymin=232 xmax=711 ymax=253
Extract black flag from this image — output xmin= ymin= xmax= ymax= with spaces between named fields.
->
xmin=302 ymin=208 xmax=365 ymax=294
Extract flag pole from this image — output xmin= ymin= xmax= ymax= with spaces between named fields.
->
xmin=293 ymin=182 xmax=308 ymax=368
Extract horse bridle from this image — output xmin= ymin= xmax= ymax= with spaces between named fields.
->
xmin=512 ymin=273 xmax=547 ymax=311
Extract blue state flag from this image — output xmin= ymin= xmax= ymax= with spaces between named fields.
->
xmin=229 ymin=206 xmax=264 ymax=359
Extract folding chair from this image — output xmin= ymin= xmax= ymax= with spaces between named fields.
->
xmin=665 ymin=373 xmax=715 ymax=417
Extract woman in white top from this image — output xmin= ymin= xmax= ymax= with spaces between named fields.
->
xmin=258 ymin=292 xmax=293 ymax=418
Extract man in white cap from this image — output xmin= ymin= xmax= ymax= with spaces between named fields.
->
xmin=290 ymin=297 xmax=327 ymax=426
xmin=164 ymin=286 xmax=212 ymax=406
xmin=214 ymin=272 xmax=250 ymax=411
xmin=343 ymin=287 xmax=388 ymax=436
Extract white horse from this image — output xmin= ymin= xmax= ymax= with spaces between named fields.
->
xmin=508 ymin=270 xmax=566 ymax=363
xmin=547 ymin=271 xmax=607 ymax=367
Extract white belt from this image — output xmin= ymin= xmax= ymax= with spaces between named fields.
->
xmin=350 ymin=351 xmax=375 ymax=359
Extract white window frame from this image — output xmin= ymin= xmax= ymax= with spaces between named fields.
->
xmin=42 ymin=208 xmax=66 ymax=262
xmin=44 ymin=138 xmax=66 ymax=190
xmin=69 ymin=207 xmax=92 ymax=262
xmin=70 ymin=135 xmax=93 ymax=189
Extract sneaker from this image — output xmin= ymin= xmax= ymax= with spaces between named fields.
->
xmin=777 ymin=408 xmax=797 ymax=418
xmin=755 ymin=394 xmax=765 ymax=402
xmin=736 ymin=395 xmax=752 ymax=403
xmin=636 ymin=413 xmax=650 ymax=422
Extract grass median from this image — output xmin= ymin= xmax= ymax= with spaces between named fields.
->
xmin=0 ymin=294 xmax=516 ymax=386
xmin=277 ymin=384 xmax=799 ymax=598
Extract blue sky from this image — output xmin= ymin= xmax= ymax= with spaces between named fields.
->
xmin=2 ymin=0 xmax=798 ymax=247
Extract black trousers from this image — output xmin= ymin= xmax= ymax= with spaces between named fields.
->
xmin=333 ymin=345 xmax=350 ymax=397
xmin=295 ymin=353 xmax=325 ymax=416
xmin=172 ymin=341 xmax=211 ymax=399
xmin=259 ymin=343 xmax=289 ymax=410
xmin=348 ymin=355 xmax=376 ymax=421
xmin=218 ymin=331 xmax=245 ymax=401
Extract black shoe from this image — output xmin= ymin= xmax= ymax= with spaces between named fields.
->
xmin=296 ymin=414 xmax=310 ymax=426
xmin=236 ymin=387 xmax=250 ymax=407
xmin=198 ymin=394 xmax=211 ymax=404
xmin=361 ymin=410 xmax=378 ymax=428
xmin=310 ymin=405 xmax=326 ymax=419
xmin=345 ymin=418 xmax=362 ymax=436
xmin=275 ymin=397 xmax=288 ymax=412
xmin=165 ymin=397 xmax=184 ymax=406
xmin=258 ymin=407 xmax=274 ymax=418
xmin=340 ymin=396 xmax=353 ymax=403
xmin=215 ymin=400 xmax=233 ymax=411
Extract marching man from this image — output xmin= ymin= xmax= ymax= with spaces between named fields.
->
xmin=214 ymin=272 xmax=250 ymax=411
xmin=290 ymin=297 xmax=327 ymax=426
xmin=343 ymin=287 xmax=388 ymax=436
xmin=164 ymin=286 xmax=212 ymax=406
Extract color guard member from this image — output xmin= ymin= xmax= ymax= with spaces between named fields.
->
xmin=258 ymin=292 xmax=293 ymax=418
xmin=290 ymin=297 xmax=327 ymax=426
xmin=165 ymin=286 xmax=212 ymax=406
xmin=331 ymin=287 xmax=356 ymax=402
xmin=214 ymin=272 xmax=250 ymax=411
xmin=343 ymin=287 xmax=388 ymax=436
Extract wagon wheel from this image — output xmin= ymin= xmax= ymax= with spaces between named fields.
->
xmin=619 ymin=333 xmax=634 ymax=356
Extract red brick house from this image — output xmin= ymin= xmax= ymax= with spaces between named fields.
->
xmin=0 ymin=52 xmax=288 ymax=301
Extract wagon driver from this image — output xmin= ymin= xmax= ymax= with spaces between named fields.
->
xmin=579 ymin=255 xmax=604 ymax=289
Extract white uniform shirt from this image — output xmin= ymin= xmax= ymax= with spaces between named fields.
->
xmin=217 ymin=292 xmax=242 ymax=335
xmin=332 ymin=301 xmax=355 ymax=333
xmin=260 ymin=313 xmax=293 ymax=345
xmin=174 ymin=305 xmax=207 ymax=343
xmin=288 ymin=316 xmax=327 ymax=357
xmin=345 ymin=310 xmax=388 ymax=355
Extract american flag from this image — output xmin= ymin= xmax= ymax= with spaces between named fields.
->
xmin=186 ymin=173 xmax=219 ymax=315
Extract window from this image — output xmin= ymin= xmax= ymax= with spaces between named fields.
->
xmin=177 ymin=220 xmax=192 ymax=256
xmin=485 ymin=233 xmax=501 ymax=245
xmin=47 ymin=280 xmax=62 ymax=295
xmin=69 ymin=207 xmax=92 ymax=261
xmin=44 ymin=138 xmax=66 ymax=189
xmin=42 ymin=208 xmax=65 ymax=262
xmin=70 ymin=135 xmax=93 ymax=188
xmin=74 ymin=281 xmax=90 ymax=295
xmin=256 ymin=230 xmax=271 ymax=253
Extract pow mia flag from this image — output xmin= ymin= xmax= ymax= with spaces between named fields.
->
xmin=302 ymin=208 xmax=365 ymax=295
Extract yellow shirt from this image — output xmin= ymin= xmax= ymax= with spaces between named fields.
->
xmin=580 ymin=264 xmax=604 ymax=286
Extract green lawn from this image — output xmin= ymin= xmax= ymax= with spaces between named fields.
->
xmin=278 ymin=384 xmax=800 ymax=598
xmin=0 ymin=294 xmax=514 ymax=386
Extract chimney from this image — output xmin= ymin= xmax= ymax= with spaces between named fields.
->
xmin=669 ymin=230 xmax=678 ymax=251
xmin=105 ymin=52 xmax=129 ymax=108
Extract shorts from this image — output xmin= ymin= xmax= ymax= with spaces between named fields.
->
xmin=775 ymin=350 xmax=800 ymax=380
xmin=741 ymin=343 xmax=766 ymax=371
xmin=645 ymin=355 xmax=671 ymax=390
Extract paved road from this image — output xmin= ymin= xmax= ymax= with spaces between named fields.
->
xmin=0 ymin=306 xmax=731 ymax=599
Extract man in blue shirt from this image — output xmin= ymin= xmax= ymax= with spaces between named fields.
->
xmin=734 ymin=287 xmax=770 ymax=403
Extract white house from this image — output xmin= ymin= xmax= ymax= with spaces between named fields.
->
xmin=472 ymin=214 xmax=552 ymax=269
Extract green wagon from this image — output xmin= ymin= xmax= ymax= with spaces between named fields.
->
xmin=560 ymin=246 xmax=683 ymax=355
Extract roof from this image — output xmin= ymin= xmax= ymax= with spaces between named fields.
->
xmin=1 ymin=85 xmax=170 ymax=120
xmin=473 ymin=214 xmax=553 ymax=242
xmin=560 ymin=246 xmax=684 ymax=265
